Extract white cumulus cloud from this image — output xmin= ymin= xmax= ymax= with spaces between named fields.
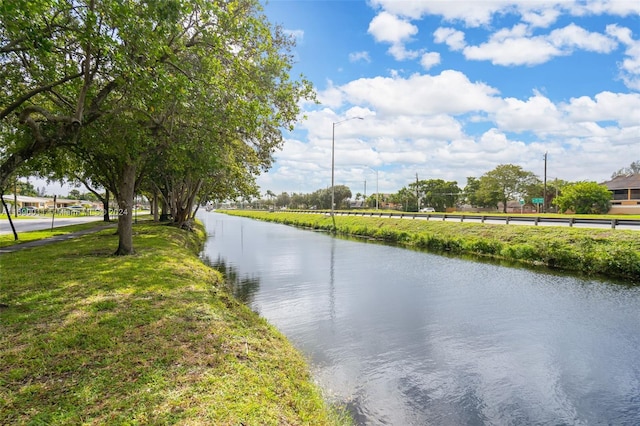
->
xmin=420 ymin=52 xmax=441 ymax=70
xmin=349 ymin=51 xmax=372 ymax=63
xmin=433 ymin=27 xmax=466 ymax=51
xmin=368 ymin=11 xmax=418 ymax=44
xmin=548 ymin=23 xmax=617 ymax=53
xmin=336 ymin=70 xmax=502 ymax=116
xmin=606 ymin=24 xmax=640 ymax=90
xmin=368 ymin=12 xmax=423 ymax=61
xmin=463 ymin=24 xmax=616 ymax=66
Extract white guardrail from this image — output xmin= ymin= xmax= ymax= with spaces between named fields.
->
xmin=290 ymin=210 xmax=640 ymax=231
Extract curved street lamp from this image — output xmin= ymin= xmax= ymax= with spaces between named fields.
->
xmin=331 ymin=117 xmax=363 ymax=224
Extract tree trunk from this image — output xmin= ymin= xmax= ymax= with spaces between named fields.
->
xmin=172 ymin=179 xmax=202 ymax=227
xmin=103 ymin=191 xmax=110 ymax=222
xmin=0 ymin=189 xmax=18 ymax=240
xmin=160 ymin=197 xmax=170 ymax=221
xmin=114 ymin=164 xmax=136 ymax=255
xmin=152 ymin=189 xmax=159 ymax=222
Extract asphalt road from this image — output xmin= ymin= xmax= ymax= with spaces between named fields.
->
xmin=0 ymin=216 xmax=106 ymax=235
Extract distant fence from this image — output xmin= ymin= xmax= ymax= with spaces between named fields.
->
xmin=288 ymin=210 xmax=640 ymax=230
xmin=7 ymin=207 xmax=113 ymax=217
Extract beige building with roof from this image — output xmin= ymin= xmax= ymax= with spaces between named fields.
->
xmin=0 ymin=195 xmax=91 ymax=214
xmin=601 ymin=174 xmax=640 ymax=214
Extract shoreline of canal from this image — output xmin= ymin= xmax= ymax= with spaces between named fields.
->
xmin=221 ymin=210 xmax=640 ymax=283
xmin=0 ymin=220 xmax=351 ymax=425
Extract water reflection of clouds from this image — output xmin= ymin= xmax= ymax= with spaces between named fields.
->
xmin=198 ymin=212 xmax=640 ymax=425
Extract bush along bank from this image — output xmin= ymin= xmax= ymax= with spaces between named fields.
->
xmin=222 ymin=210 xmax=640 ymax=284
xmin=0 ymin=221 xmax=350 ymax=425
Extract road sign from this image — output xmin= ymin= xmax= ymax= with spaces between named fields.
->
xmin=532 ymin=198 xmax=544 ymax=204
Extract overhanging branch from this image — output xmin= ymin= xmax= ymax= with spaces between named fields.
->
xmin=0 ymin=72 xmax=83 ymax=121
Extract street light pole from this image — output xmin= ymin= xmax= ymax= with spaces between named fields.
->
xmin=543 ymin=152 xmax=548 ymax=214
xmin=331 ymin=117 xmax=363 ymax=223
xmin=364 ymin=166 xmax=379 ymax=210
xmin=375 ymin=169 xmax=379 ymax=210
xmin=331 ymin=122 xmax=335 ymax=216
xmin=363 ymin=180 xmax=366 ymax=208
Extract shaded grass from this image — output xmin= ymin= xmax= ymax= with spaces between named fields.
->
xmin=223 ymin=210 xmax=640 ymax=283
xmin=0 ymin=221 xmax=349 ymax=425
xmin=0 ymin=221 xmax=116 ymax=248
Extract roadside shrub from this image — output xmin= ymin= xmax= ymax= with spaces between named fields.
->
xmin=501 ymin=244 xmax=539 ymax=263
xmin=411 ymin=233 xmax=431 ymax=249
xmin=396 ymin=231 xmax=411 ymax=243
xmin=340 ymin=224 xmax=370 ymax=236
xmin=373 ymin=228 xmax=401 ymax=242
xmin=465 ymin=238 xmax=503 ymax=255
xmin=425 ymin=235 xmax=447 ymax=251
xmin=594 ymin=246 xmax=640 ymax=282
xmin=534 ymin=240 xmax=578 ymax=270
xmin=420 ymin=235 xmax=462 ymax=252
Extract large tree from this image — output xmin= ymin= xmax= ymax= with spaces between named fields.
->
xmin=612 ymin=160 xmax=640 ymax=178
xmin=390 ymin=187 xmax=416 ymax=211
xmin=2 ymin=0 xmax=313 ymax=254
xmin=554 ymin=181 xmax=612 ymax=214
xmin=332 ymin=185 xmax=352 ymax=209
xmin=1 ymin=0 xmax=123 ymax=189
xmin=275 ymin=192 xmax=290 ymax=208
xmin=408 ymin=179 xmax=460 ymax=212
xmin=478 ymin=164 xmax=540 ymax=213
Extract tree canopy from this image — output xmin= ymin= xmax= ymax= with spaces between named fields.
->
xmin=612 ymin=160 xmax=640 ymax=178
xmin=475 ymin=164 xmax=540 ymax=213
xmin=554 ymin=181 xmax=612 ymax=214
xmin=1 ymin=0 xmax=314 ymax=253
xmin=390 ymin=179 xmax=460 ymax=212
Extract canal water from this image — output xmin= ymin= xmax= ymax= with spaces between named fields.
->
xmin=199 ymin=212 xmax=640 ymax=425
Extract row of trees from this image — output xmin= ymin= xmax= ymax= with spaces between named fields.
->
xmin=246 ymin=186 xmax=353 ymax=210
xmin=390 ymin=163 xmax=615 ymax=214
xmin=391 ymin=163 xmax=613 ymax=214
xmin=1 ymin=0 xmax=313 ymax=253
xmin=259 ymin=162 xmax=623 ymax=214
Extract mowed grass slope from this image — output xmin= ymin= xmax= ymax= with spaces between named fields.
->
xmin=0 ymin=222 xmax=347 ymax=425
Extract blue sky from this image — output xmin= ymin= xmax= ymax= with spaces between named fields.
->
xmin=256 ymin=0 xmax=640 ymax=197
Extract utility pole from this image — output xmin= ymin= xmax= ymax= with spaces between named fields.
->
xmin=364 ymin=180 xmax=366 ymax=208
xmin=543 ymin=152 xmax=548 ymax=213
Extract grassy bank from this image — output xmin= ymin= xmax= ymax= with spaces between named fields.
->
xmin=0 ymin=222 xmax=349 ymax=425
xmin=223 ymin=210 xmax=640 ymax=283
xmin=0 ymin=220 xmax=116 ymax=247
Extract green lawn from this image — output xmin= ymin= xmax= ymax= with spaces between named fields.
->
xmin=0 ymin=221 xmax=350 ymax=425
xmin=0 ymin=221 xmax=116 ymax=247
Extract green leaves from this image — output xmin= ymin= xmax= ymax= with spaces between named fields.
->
xmin=2 ymin=0 xmax=314 ymax=246
xmin=476 ymin=164 xmax=540 ymax=212
xmin=555 ymin=181 xmax=612 ymax=214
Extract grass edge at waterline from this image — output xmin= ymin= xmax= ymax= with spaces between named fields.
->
xmin=0 ymin=221 xmax=352 ymax=425
xmin=221 ymin=210 xmax=640 ymax=283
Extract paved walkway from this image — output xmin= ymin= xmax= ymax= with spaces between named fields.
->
xmin=0 ymin=224 xmax=117 ymax=254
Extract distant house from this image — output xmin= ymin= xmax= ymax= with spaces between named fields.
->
xmin=0 ymin=195 xmax=97 ymax=214
xmin=0 ymin=195 xmax=49 ymax=212
xmin=601 ymin=174 xmax=640 ymax=214
xmin=504 ymin=200 xmax=536 ymax=214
